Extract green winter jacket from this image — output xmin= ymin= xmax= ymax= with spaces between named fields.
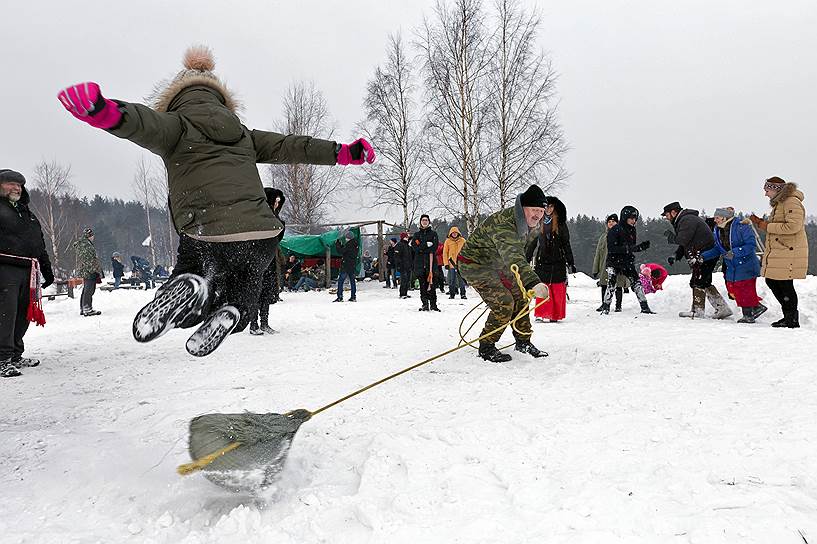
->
xmin=108 ymin=85 xmax=337 ymax=241
xmin=73 ymin=237 xmax=101 ymax=280
xmin=459 ymin=196 xmax=540 ymax=289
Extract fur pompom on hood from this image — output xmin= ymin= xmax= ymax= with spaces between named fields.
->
xmin=148 ymin=45 xmax=242 ymax=114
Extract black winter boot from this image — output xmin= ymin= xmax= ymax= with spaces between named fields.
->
xmin=737 ymin=307 xmax=755 ymax=324
xmin=639 ymin=301 xmax=656 ymax=314
xmin=430 ymin=302 xmax=441 ymax=312
xmin=419 ymin=300 xmax=429 ymax=311
xmin=599 ymin=302 xmax=611 ymax=315
xmin=478 ymin=342 xmax=512 ymax=363
xmin=772 ymin=310 xmax=800 ymax=328
xmin=514 ymin=339 xmax=548 ymax=358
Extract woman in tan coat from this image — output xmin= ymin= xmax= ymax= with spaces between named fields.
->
xmin=749 ymin=176 xmax=808 ymax=328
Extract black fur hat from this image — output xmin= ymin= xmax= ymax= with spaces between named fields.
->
xmin=519 ymin=184 xmax=546 ymax=208
xmin=0 ymin=169 xmax=26 ymax=186
xmin=606 ymin=213 xmax=618 ymax=223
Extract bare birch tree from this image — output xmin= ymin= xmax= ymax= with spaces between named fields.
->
xmin=266 ymin=81 xmax=342 ymax=231
xmin=486 ymin=0 xmax=568 ymax=209
xmin=357 ymin=33 xmax=424 ymax=229
xmin=418 ymin=0 xmax=493 ymax=232
xmin=132 ymin=156 xmax=157 ymax=264
xmin=148 ymin=164 xmax=176 ymax=267
xmin=30 ymin=160 xmax=76 ymax=275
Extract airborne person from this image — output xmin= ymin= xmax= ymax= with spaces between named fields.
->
xmin=57 ymin=46 xmax=374 ymax=356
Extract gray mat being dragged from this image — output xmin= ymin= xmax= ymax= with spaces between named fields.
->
xmin=188 ymin=409 xmax=312 ymax=493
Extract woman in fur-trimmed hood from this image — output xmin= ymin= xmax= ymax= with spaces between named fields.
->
xmin=749 ymin=177 xmax=808 ymax=328
xmin=57 ymin=45 xmax=375 ymax=356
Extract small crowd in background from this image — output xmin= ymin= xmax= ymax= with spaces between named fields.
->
xmin=1 ymin=164 xmax=810 ymax=377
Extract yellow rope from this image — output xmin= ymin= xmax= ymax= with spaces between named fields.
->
xmin=176 ymin=442 xmax=241 ymax=475
xmin=180 ymin=263 xmax=545 ymax=475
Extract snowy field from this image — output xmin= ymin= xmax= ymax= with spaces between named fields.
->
xmin=2 ymin=273 xmax=817 ymax=544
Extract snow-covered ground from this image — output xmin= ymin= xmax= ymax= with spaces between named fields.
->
xmin=3 ymin=273 xmax=817 ymax=544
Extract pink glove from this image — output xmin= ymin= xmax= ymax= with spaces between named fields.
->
xmin=57 ymin=82 xmax=122 ymax=130
xmin=336 ymin=138 xmax=376 ymax=166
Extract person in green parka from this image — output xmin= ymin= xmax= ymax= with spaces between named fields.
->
xmin=58 ymin=45 xmax=375 ymax=356
xmin=591 ymin=213 xmax=631 ymax=312
xmin=73 ymin=227 xmax=103 ymax=317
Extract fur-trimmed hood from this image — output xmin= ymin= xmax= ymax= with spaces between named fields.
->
xmin=770 ymin=182 xmax=804 ymax=207
xmin=148 ymin=45 xmax=241 ymax=114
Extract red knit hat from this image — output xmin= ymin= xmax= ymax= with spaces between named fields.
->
xmin=400 ymin=232 xmax=409 ymax=240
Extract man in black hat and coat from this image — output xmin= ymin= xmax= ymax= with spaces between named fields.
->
xmin=662 ymin=201 xmax=732 ymax=319
xmin=0 ymin=169 xmax=54 ymax=377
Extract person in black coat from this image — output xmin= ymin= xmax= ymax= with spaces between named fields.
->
xmin=411 ymin=214 xmax=440 ymax=311
xmin=250 ymin=188 xmax=286 ymax=335
xmin=600 ymin=205 xmax=654 ymax=315
xmin=0 ymin=169 xmax=54 ymax=377
xmin=525 ymin=196 xmax=575 ymax=322
xmin=333 ymin=231 xmax=359 ymax=302
xmin=111 ymin=252 xmax=125 ymax=289
xmin=383 ymin=238 xmax=397 ymax=289
xmin=662 ymin=201 xmax=731 ymax=319
xmin=394 ymin=232 xmax=413 ymax=299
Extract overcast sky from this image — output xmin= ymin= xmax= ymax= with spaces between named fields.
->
xmin=2 ymin=0 xmax=814 ymax=225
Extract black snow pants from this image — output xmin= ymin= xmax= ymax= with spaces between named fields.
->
xmin=0 ymin=265 xmax=30 ymax=360
xmin=171 ymin=235 xmax=277 ymax=333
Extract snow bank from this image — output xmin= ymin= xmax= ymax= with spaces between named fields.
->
xmin=3 ymin=275 xmax=817 ymax=543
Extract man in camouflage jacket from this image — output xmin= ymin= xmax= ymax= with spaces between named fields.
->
xmin=73 ymin=227 xmax=102 ymax=316
xmin=459 ymin=185 xmax=551 ymax=362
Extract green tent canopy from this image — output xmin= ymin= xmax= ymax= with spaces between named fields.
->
xmin=279 ymin=227 xmax=362 ymax=275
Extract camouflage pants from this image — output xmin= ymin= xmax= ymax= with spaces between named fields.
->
xmin=460 ymin=263 xmax=532 ymax=345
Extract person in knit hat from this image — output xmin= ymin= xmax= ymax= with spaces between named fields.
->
xmin=0 ymin=169 xmax=54 ymax=377
xmin=748 ymin=176 xmax=808 ymax=328
xmin=458 ymin=185 xmax=550 ymax=362
xmin=700 ymin=206 xmax=765 ymax=323
xmin=57 ymin=45 xmax=375 ymax=356
xmin=411 ymin=214 xmax=440 ymax=311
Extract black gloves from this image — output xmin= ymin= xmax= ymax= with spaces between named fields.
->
xmin=592 ymin=272 xmax=598 ymax=279
xmin=569 ymin=265 xmax=577 ymax=274
xmin=635 ymin=240 xmax=650 ymax=252
xmin=667 ymin=256 xmax=675 ymax=266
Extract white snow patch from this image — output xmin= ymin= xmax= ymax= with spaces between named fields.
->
xmin=3 ymin=275 xmax=817 ymax=543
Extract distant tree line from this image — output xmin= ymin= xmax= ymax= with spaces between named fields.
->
xmin=382 ymin=213 xmax=817 ymax=276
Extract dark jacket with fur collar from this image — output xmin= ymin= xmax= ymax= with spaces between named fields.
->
xmin=107 ymin=82 xmax=337 ymax=242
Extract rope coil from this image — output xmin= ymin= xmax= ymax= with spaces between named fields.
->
xmin=178 ymin=263 xmax=546 ymax=476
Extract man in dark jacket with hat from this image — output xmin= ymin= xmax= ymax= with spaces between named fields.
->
xmin=58 ymin=45 xmax=375 ymax=356
xmin=411 ymin=214 xmax=440 ymax=312
xmin=458 ymin=185 xmax=550 ymax=362
xmin=334 ymin=231 xmax=359 ymax=302
xmin=599 ymin=206 xmax=654 ymax=315
xmin=0 ymin=169 xmax=54 ymax=377
xmin=662 ymin=201 xmax=732 ymax=319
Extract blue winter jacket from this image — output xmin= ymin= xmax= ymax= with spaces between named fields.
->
xmin=701 ymin=220 xmax=760 ymax=282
